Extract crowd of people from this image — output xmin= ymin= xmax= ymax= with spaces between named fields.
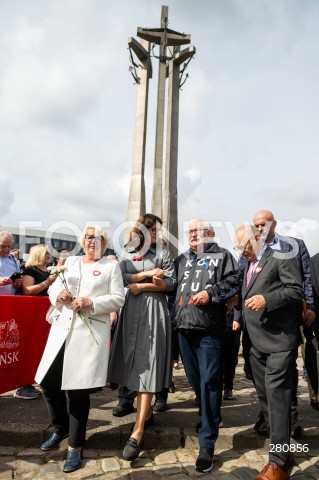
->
xmin=0 ymin=209 xmax=318 ymax=479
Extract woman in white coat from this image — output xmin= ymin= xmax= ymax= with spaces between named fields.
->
xmin=35 ymin=224 xmax=125 ymax=473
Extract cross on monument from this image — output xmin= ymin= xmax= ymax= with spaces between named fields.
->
xmin=126 ymin=5 xmax=196 ymax=258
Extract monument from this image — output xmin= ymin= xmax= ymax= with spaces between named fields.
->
xmin=126 ymin=5 xmax=196 ymax=258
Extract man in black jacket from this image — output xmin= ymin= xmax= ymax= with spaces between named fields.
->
xmin=174 ymin=219 xmax=240 ymax=473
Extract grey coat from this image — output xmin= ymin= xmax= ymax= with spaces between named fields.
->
xmin=108 ymin=244 xmax=176 ymax=392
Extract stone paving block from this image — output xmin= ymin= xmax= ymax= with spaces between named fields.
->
xmin=129 ymin=456 xmax=153 ymax=468
xmin=0 ymin=447 xmax=16 ymax=457
xmin=101 ymin=457 xmax=121 ymax=472
xmin=39 ymin=463 xmax=61 ymax=474
xmin=17 ymin=448 xmax=45 ymax=457
xmin=167 ymin=474 xmax=193 ymax=480
xmin=0 ymin=469 xmax=12 ymax=480
xmin=231 ymin=466 xmax=259 ymax=479
xmin=175 ymin=448 xmax=197 ymax=464
xmin=33 ymin=474 xmax=64 ymax=480
xmin=153 ymin=463 xmax=183 ymax=475
xmin=0 ymin=457 xmax=15 ymax=469
xmin=154 ymin=450 xmax=177 ymax=465
xmin=82 ymin=449 xmax=98 ymax=458
xmin=130 ymin=470 xmax=158 ymax=480
xmin=16 ymin=458 xmax=42 ymax=470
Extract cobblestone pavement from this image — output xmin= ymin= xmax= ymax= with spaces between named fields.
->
xmin=1 ymin=354 xmax=318 ymax=479
xmin=0 ymin=444 xmax=318 ymax=479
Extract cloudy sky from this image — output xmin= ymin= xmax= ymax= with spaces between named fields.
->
xmin=1 ymin=0 xmax=319 ymax=254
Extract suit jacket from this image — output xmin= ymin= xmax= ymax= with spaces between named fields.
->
xmin=242 ymin=247 xmax=304 ymax=353
xmin=310 ymin=252 xmax=319 ymax=340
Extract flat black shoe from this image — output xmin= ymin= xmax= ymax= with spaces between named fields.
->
xmin=195 ymin=446 xmax=214 ymax=473
xmin=40 ymin=432 xmax=69 ymax=451
xmin=112 ymin=403 xmax=134 ymax=417
xmin=63 ymin=449 xmax=82 ymax=473
xmin=123 ymin=436 xmax=144 ymax=461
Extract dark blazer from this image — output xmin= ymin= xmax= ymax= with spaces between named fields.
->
xmin=242 ymin=247 xmax=304 ymax=353
xmin=310 ymin=252 xmax=319 ymax=340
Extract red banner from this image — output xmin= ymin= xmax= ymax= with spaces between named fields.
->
xmin=0 ymin=296 xmax=51 ymax=394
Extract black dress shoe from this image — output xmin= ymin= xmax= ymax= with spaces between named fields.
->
xmin=40 ymin=432 xmax=69 ymax=451
xmin=112 ymin=403 xmax=134 ymax=417
xmin=153 ymin=398 xmax=167 ymax=412
xmin=63 ymin=449 xmax=82 ymax=473
xmin=123 ymin=436 xmax=144 ymax=461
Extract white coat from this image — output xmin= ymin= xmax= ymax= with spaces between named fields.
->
xmin=35 ymin=256 xmax=125 ymax=389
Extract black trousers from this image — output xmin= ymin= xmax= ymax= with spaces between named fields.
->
xmin=40 ymin=344 xmax=90 ymax=448
xmin=223 ymin=327 xmax=240 ymax=390
xmin=250 ymin=346 xmax=298 ymax=469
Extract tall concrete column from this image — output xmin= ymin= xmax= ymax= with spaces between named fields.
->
xmin=126 ymin=38 xmax=152 ymax=225
xmin=163 ymin=46 xmax=196 ymax=258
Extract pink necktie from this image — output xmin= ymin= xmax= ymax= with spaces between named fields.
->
xmin=246 ymin=259 xmax=257 ymax=287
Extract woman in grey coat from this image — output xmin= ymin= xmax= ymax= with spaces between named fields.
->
xmin=108 ymin=213 xmax=176 ymax=461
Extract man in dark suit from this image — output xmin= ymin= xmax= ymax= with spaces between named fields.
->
xmin=234 ymin=225 xmax=304 ymax=480
xmin=242 ymin=210 xmax=315 ymax=436
xmin=310 ymin=252 xmax=319 ymax=409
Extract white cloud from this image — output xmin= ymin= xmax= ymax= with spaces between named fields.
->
xmin=0 ymin=0 xmax=318 ymax=254
xmin=0 ymin=174 xmax=15 ymax=218
xmin=278 ymin=218 xmax=319 ymax=257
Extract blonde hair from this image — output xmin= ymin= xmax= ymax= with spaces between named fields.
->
xmin=25 ymin=244 xmax=49 ymax=267
xmin=79 ymin=224 xmax=109 ymax=254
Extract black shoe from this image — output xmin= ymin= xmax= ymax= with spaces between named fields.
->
xmin=63 ymin=449 xmax=82 ymax=473
xmin=153 ymin=398 xmax=167 ymax=412
xmin=195 ymin=446 xmax=214 ymax=473
xmin=168 ymin=382 xmax=175 ymax=393
xmin=112 ymin=403 xmax=134 ymax=417
xmin=245 ymin=371 xmax=253 ymax=380
xmin=291 ymin=416 xmax=303 ymax=438
xmin=123 ymin=436 xmax=144 ymax=461
xmin=253 ymin=412 xmax=269 ymax=437
xmin=40 ymin=432 xmax=69 ymax=451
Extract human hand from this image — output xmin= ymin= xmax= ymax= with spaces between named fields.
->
xmin=303 ymin=309 xmax=315 ymax=326
xmin=226 ymin=294 xmax=239 ymax=310
xmin=110 ymin=311 xmax=118 ymax=326
xmin=245 ymin=295 xmax=266 ymax=311
xmin=149 ymin=268 xmax=163 ymax=279
xmin=72 ymin=296 xmax=93 ymax=312
xmin=127 ymin=283 xmax=141 ymax=295
xmin=193 ymin=290 xmax=210 ymax=306
xmin=13 ymin=278 xmax=22 ymax=289
xmin=232 ymin=320 xmax=241 ymax=331
xmin=47 ymin=274 xmax=57 ymax=285
xmin=0 ymin=276 xmax=12 ymax=286
xmin=57 ymin=289 xmax=73 ymax=303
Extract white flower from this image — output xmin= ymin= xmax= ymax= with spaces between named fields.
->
xmin=47 ymin=265 xmax=68 ymax=275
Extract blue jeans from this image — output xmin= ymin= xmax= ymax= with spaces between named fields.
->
xmin=178 ymin=330 xmax=223 ymax=449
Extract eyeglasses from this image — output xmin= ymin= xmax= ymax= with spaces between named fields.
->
xmin=185 ymin=228 xmax=209 ymax=236
xmin=233 ymin=235 xmax=255 ymax=253
xmin=85 ymin=234 xmax=100 ymax=242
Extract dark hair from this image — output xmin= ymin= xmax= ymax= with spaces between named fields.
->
xmin=128 ymin=213 xmax=163 ymax=251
